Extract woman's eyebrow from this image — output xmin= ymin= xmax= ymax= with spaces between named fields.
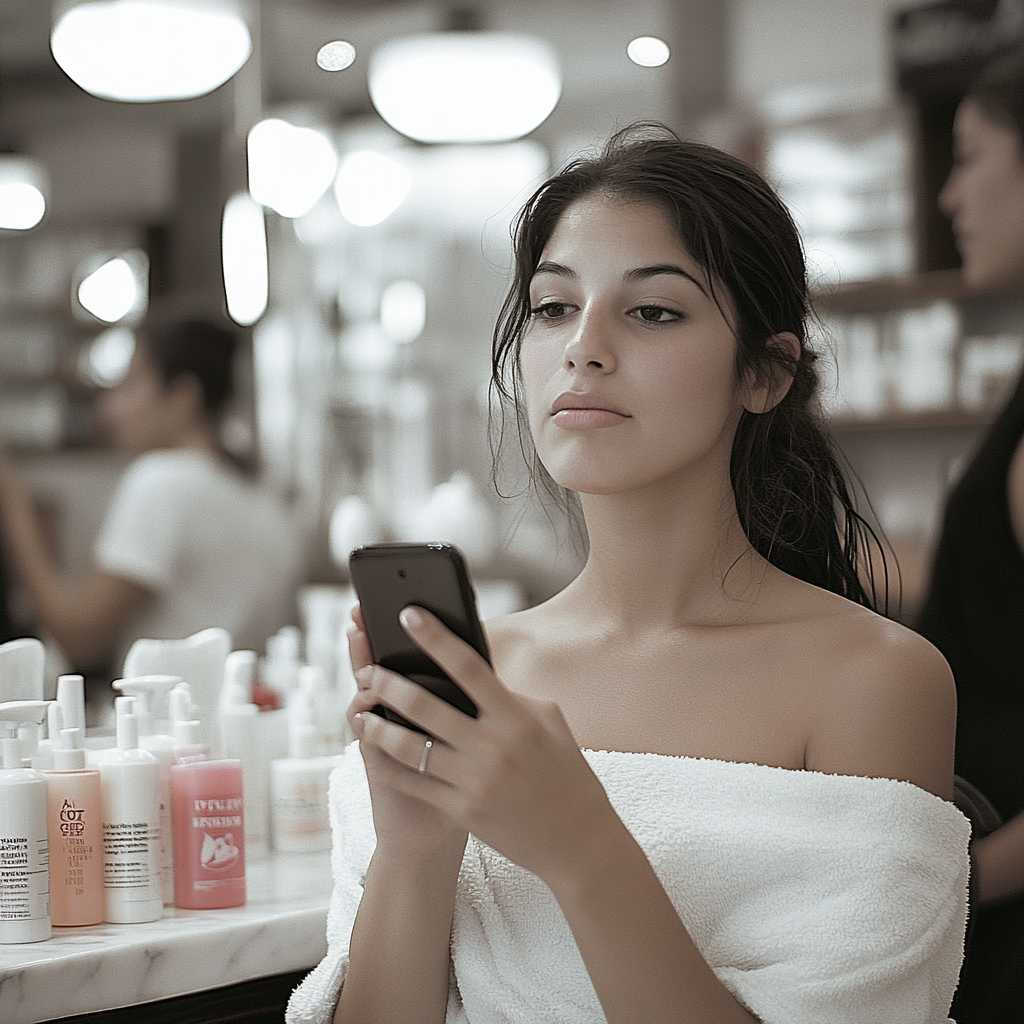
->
xmin=531 ymin=260 xmax=709 ymax=299
xmin=624 ymin=264 xmax=708 ymax=296
xmin=532 ymin=260 xmax=576 ymax=280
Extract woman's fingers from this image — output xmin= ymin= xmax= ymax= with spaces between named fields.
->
xmin=398 ymin=606 xmax=503 ymax=711
xmin=356 ymin=708 xmax=460 ymax=794
xmin=347 ymin=604 xmax=373 ymax=678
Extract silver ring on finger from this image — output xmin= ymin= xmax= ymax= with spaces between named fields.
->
xmin=418 ymin=737 xmax=433 ymax=774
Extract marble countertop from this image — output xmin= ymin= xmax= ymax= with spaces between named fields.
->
xmin=0 ymin=849 xmax=333 ymax=1024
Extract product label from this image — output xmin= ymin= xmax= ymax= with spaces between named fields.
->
xmin=0 ymin=836 xmax=49 ymax=920
xmin=58 ymin=801 xmax=97 ymax=898
xmin=102 ymin=820 xmax=160 ymax=890
xmin=273 ymin=777 xmax=330 ymax=837
xmin=192 ymin=797 xmax=242 ymax=877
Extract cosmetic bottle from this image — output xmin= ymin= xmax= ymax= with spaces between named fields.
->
xmin=263 ymin=626 xmax=301 ymax=706
xmin=170 ymin=684 xmax=210 ymax=764
xmin=0 ymin=700 xmax=53 ymax=943
xmin=122 ymin=628 xmax=231 ymax=741
xmin=112 ymin=675 xmax=180 ymax=905
xmin=270 ymin=685 xmax=341 ymax=853
xmin=219 ymin=651 xmax=267 ymax=858
xmin=171 ymin=757 xmax=245 ymax=909
xmin=45 ymin=728 xmax=103 ymax=926
xmin=30 ymin=702 xmax=65 ymax=771
xmin=97 ymin=697 xmax=162 ymax=924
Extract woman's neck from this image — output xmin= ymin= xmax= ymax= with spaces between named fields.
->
xmin=569 ymin=475 xmax=769 ymax=632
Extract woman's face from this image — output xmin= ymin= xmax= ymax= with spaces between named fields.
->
xmin=96 ymin=344 xmax=188 ymax=451
xmin=940 ymin=99 xmax=1024 ymax=290
xmin=519 ymin=197 xmax=748 ymax=498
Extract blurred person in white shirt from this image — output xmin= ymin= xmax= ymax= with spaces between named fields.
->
xmin=0 ymin=302 xmax=304 ymax=677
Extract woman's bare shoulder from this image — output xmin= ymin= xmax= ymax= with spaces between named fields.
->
xmin=797 ymin=593 xmax=956 ymax=799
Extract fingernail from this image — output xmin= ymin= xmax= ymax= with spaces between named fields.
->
xmin=352 ymin=712 xmax=365 ymax=737
xmin=399 ymin=605 xmax=425 ymax=629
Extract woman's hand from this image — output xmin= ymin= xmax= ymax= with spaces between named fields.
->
xmin=346 ymin=605 xmax=468 ymax=864
xmin=351 ymin=605 xmax=616 ymax=888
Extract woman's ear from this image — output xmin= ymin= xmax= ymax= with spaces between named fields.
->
xmin=741 ymin=331 xmax=800 ymax=414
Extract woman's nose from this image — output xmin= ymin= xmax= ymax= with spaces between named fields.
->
xmin=564 ymin=309 xmax=615 ymax=373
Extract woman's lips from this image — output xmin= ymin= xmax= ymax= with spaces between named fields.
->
xmin=552 ymin=408 xmax=629 ymax=428
xmin=550 ymin=392 xmax=630 ymax=429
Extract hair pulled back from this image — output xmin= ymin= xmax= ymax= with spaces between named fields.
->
xmin=491 ymin=123 xmax=885 ymax=610
xmin=140 ymin=301 xmax=241 ymax=422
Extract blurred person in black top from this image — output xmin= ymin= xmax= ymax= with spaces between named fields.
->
xmin=919 ymin=46 xmax=1024 ymax=1023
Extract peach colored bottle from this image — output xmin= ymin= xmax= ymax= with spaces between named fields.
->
xmin=170 ymin=759 xmax=245 ymax=909
xmin=45 ymin=729 xmax=103 ymax=926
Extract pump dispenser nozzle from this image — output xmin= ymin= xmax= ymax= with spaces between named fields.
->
xmin=0 ymin=701 xmax=53 ymax=769
xmin=112 ymin=675 xmax=181 ymax=738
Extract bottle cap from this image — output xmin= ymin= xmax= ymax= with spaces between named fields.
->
xmin=56 ymin=674 xmax=85 ymax=733
xmin=52 ymin=728 xmax=87 ymax=771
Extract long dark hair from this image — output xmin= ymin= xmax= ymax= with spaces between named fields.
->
xmin=491 ymin=123 xmax=887 ymax=610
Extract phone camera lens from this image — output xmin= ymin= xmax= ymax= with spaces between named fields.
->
xmin=397 ymin=568 xmax=407 ymax=578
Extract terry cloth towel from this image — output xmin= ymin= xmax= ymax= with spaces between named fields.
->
xmin=286 ymin=744 xmax=970 ymax=1024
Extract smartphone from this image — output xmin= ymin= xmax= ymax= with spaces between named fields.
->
xmin=348 ymin=542 xmax=489 ymax=732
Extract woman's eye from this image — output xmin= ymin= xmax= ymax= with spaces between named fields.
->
xmin=530 ymin=302 xmax=571 ymax=319
xmin=634 ymin=305 xmax=681 ymax=323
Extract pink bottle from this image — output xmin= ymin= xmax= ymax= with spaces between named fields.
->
xmin=170 ymin=759 xmax=245 ymax=909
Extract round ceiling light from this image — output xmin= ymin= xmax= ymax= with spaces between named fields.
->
xmin=627 ymin=36 xmax=671 ymax=68
xmin=317 ymin=40 xmax=356 ymax=72
xmin=51 ymin=2 xmax=251 ymax=102
xmin=0 ymin=157 xmax=48 ymax=231
xmin=369 ymin=32 xmax=561 ymax=144
xmin=334 ymin=151 xmax=412 ymax=227
xmin=77 ymin=253 xmax=148 ymax=323
xmin=247 ymin=119 xmax=338 ymax=219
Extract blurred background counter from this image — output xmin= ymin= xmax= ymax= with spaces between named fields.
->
xmin=0 ymin=849 xmax=331 ymax=1024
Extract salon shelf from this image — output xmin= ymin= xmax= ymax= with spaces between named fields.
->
xmin=0 ymin=849 xmax=332 ymax=1024
xmin=828 ymin=408 xmax=997 ymax=434
xmin=811 ymin=269 xmax=1010 ymax=313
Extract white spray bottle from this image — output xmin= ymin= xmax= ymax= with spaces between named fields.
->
xmin=0 ymin=700 xmax=53 ymax=943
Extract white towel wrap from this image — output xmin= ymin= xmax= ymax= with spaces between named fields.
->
xmin=287 ymin=743 xmax=970 ymax=1024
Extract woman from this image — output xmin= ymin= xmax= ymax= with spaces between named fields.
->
xmin=919 ymin=47 xmax=1024 ymax=1023
xmin=0 ymin=305 xmax=302 ymax=677
xmin=289 ymin=128 xmax=969 ymax=1024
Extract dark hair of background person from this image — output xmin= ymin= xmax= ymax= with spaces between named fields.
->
xmin=490 ymin=123 xmax=888 ymax=612
xmin=966 ymin=45 xmax=1024 ymax=144
xmin=140 ymin=305 xmax=241 ymax=421
xmin=137 ymin=300 xmax=257 ymax=475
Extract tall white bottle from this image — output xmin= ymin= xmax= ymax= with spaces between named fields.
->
xmin=111 ymin=676 xmax=180 ymax=905
xmin=97 ymin=697 xmax=162 ymax=923
xmin=219 ymin=651 xmax=267 ymax=859
xmin=0 ymin=700 xmax=53 ymax=943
